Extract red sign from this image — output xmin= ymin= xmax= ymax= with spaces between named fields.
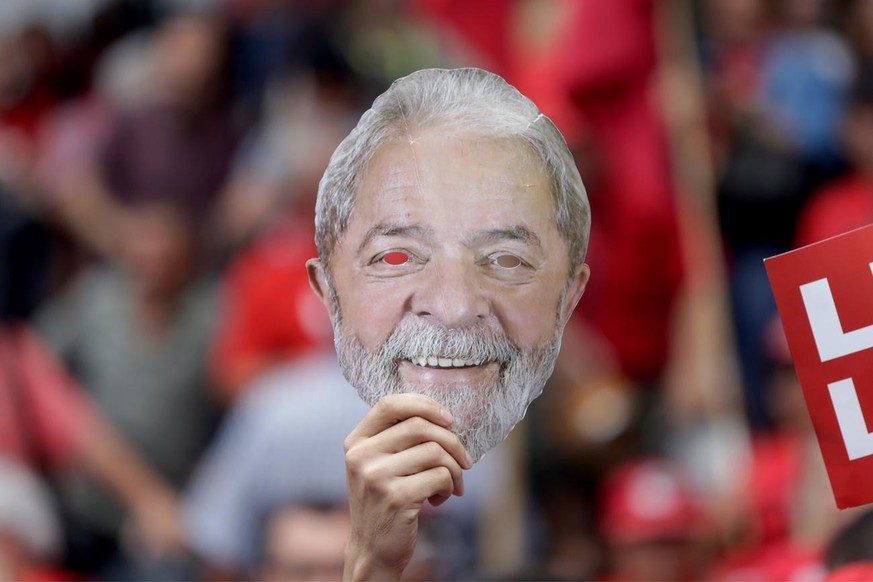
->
xmin=766 ymin=224 xmax=873 ymax=509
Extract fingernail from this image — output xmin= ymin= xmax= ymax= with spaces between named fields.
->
xmin=464 ymin=451 xmax=473 ymax=467
xmin=440 ymin=408 xmax=454 ymax=424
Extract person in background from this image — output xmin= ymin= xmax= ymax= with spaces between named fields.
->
xmin=825 ymin=509 xmax=873 ymax=579
xmin=35 ymin=198 xmax=219 ymax=575
xmin=0 ymin=190 xmax=186 ymax=576
xmin=699 ymin=0 xmax=853 ymax=435
xmin=760 ymin=0 xmax=854 ymax=175
xmin=256 ymin=501 xmax=351 ymax=582
xmin=254 ymin=499 xmax=438 ymax=582
xmin=33 ymin=26 xmax=146 ymax=262
xmin=52 ymin=10 xmax=239 ymax=261
xmin=795 ymin=70 xmax=873 ymax=247
xmin=184 ymin=353 xmax=368 ymax=579
xmin=597 ymin=458 xmax=709 ymax=582
xmin=706 ymin=317 xmax=833 ymax=581
xmin=845 ymin=0 xmax=873 ymax=74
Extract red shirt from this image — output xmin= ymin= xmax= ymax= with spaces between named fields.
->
xmin=210 ymin=217 xmax=333 ymax=398
xmin=0 ymin=323 xmax=97 ymax=470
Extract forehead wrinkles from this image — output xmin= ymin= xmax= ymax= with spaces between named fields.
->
xmin=394 ymin=106 xmax=425 ymax=202
xmin=369 ymin=128 xmax=550 ymax=201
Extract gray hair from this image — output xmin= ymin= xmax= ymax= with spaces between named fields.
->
xmin=314 ymin=67 xmax=590 ymax=273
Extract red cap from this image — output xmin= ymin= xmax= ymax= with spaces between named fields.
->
xmin=599 ymin=458 xmax=699 ymax=544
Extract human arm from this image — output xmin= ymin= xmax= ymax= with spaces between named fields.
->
xmin=16 ymin=323 xmax=186 ymax=557
xmin=342 ymin=394 xmax=473 ymax=581
xmin=76 ymin=415 xmax=187 ymax=557
xmin=51 ymin=166 xmax=122 ymax=259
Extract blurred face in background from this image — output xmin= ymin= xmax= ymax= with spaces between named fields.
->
xmin=118 ymin=201 xmax=196 ymax=302
xmin=0 ymin=35 xmax=29 ymax=109
xmin=311 ymin=126 xmax=588 ymax=461
xmin=703 ymin=0 xmax=765 ymax=45
xmin=849 ymin=0 xmax=873 ymax=60
xmin=608 ymin=538 xmax=704 ymax=582
xmin=259 ymin=506 xmax=350 ymax=582
xmin=778 ymin=0 xmax=827 ymax=28
xmin=843 ymin=103 xmax=873 ymax=174
xmin=152 ymin=14 xmax=225 ymax=110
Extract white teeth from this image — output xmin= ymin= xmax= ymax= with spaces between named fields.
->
xmin=408 ymin=356 xmax=485 ymax=368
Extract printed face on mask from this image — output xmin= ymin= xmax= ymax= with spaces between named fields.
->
xmin=309 ymin=127 xmax=589 ymax=461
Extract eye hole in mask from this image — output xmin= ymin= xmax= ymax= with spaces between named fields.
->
xmin=383 ymin=251 xmax=410 ymax=265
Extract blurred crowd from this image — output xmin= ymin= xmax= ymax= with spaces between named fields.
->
xmin=3 ymin=0 xmax=873 ymax=580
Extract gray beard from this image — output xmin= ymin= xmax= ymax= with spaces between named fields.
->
xmin=333 ymin=314 xmax=562 ymax=462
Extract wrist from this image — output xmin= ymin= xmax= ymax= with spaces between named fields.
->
xmin=344 ymin=539 xmax=404 ymax=581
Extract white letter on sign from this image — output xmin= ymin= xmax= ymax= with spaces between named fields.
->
xmin=829 ymin=379 xmax=873 ymax=460
xmin=800 ymin=263 xmax=873 ymax=362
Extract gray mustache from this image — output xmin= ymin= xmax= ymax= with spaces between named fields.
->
xmin=378 ymin=319 xmax=520 ymax=364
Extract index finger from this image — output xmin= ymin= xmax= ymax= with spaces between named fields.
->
xmin=348 ymin=393 xmax=454 ymax=441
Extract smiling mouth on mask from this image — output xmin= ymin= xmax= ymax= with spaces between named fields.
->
xmin=405 ymin=356 xmax=489 ymax=368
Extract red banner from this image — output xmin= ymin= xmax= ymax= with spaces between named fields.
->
xmin=766 ymin=224 xmax=873 ymax=509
